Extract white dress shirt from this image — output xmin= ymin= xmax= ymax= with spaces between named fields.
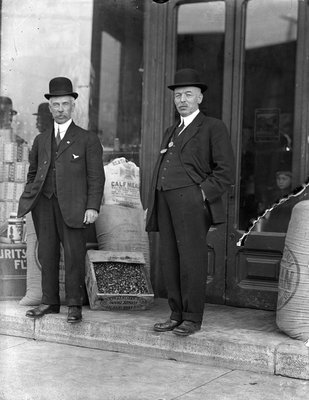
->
xmin=54 ymin=119 xmax=72 ymax=140
xmin=178 ymin=109 xmax=200 ymax=134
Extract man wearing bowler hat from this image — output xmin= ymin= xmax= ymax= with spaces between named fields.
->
xmin=146 ymin=68 xmax=235 ymax=336
xmin=18 ymin=77 xmax=105 ymax=323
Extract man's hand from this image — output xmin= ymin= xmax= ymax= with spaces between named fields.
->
xmin=83 ymin=209 xmax=99 ymax=224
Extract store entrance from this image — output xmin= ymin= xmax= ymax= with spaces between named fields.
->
xmin=225 ymin=0 xmax=306 ymax=310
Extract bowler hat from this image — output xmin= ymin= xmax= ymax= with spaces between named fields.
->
xmin=33 ymin=102 xmax=52 ymax=116
xmin=168 ymin=68 xmax=208 ymax=92
xmin=44 ymin=77 xmax=78 ymax=100
xmin=0 ymin=96 xmax=17 ymax=115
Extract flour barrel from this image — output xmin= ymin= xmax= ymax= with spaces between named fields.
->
xmin=0 ymin=242 xmax=27 ymax=299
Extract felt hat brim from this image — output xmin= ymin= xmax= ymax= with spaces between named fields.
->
xmin=44 ymin=92 xmax=78 ymax=100
xmin=168 ymin=82 xmax=208 ymax=92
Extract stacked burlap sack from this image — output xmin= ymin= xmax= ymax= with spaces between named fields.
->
xmin=95 ymin=157 xmax=150 ymax=276
xmin=276 ymin=200 xmax=309 ymax=344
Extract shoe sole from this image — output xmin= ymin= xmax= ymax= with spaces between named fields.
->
xmin=172 ymin=330 xmax=191 ymax=336
xmin=153 ymin=327 xmax=175 ymax=332
xmin=173 ymin=328 xmax=200 ymax=336
xmin=67 ymin=319 xmax=82 ymax=323
xmin=26 ymin=311 xmax=60 ymax=318
xmin=153 ymin=322 xmax=182 ymax=332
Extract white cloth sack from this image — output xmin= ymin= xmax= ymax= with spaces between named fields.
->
xmin=276 ymin=200 xmax=309 ymax=342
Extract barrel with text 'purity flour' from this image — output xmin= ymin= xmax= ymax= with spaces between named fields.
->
xmin=276 ymin=200 xmax=309 ymax=343
xmin=0 ymin=242 xmax=26 ymax=299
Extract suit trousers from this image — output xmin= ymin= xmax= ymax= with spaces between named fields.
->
xmin=157 ymin=185 xmax=212 ymax=323
xmin=31 ymin=194 xmax=87 ymax=306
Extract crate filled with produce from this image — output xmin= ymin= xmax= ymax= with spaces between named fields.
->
xmin=85 ymin=250 xmax=153 ymax=311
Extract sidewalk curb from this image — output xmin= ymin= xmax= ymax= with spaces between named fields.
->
xmin=0 ymin=300 xmax=308 ymax=380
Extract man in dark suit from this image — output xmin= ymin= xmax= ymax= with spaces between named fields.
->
xmin=18 ymin=77 xmax=105 ymax=323
xmin=146 ymin=69 xmax=235 ymax=336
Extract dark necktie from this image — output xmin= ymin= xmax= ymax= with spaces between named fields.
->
xmin=174 ymin=121 xmax=185 ymax=137
xmin=56 ymin=127 xmax=61 ymax=147
xmin=168 ymin=121 xmax=185 ymax=149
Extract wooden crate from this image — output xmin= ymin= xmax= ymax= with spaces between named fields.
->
xmin=85 ymin=250 xmax=153 ymax=311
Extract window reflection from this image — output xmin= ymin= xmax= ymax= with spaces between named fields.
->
xmin=177 ymin=2 xmax=225 ymax=119
xmin=98 ymin=32 xmax=121 ymax=150
xmin=239 ymin=0 xmax=298 ymax=233
xmin=90 ymin=0 xmax=144 ymax=165
xmin=0 ymin=0 xmax=143 ymax=159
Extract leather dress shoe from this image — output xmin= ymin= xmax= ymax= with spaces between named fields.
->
xmin=67 ymin=306 xmax=82 ymax=323
xmin=26 ymin=304 xmax=60 ymax=318
xmin=173 ymin=321 xmax=201 ymax=336
xmin=153 ymin=318 xmax=182 ymax=332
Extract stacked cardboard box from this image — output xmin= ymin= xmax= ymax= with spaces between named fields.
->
xmin=0 ymin=129 xmax=29 ymax=230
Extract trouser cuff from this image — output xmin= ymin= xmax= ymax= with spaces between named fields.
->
xmin=170 ymin=311 xmax=182 ymax=322
xmin=182 ymin=311 xmax=203 ymax=323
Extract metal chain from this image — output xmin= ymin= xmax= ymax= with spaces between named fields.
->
xmin=237 ymin=180 xmax=309 ymax=247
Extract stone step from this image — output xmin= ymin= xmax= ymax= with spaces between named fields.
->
xmin=0 ymin=299 xmax=308 ymax=380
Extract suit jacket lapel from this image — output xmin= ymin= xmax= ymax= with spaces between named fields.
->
xmin=44 ymin=127 xmax=53 ymax=159
xmin=161 ymin=122 xmax=179 ymax=150
xmin=180 ymin=112 xmax=205 ymax=149
xmin=56 ymin=122 xmax=76 ymax=158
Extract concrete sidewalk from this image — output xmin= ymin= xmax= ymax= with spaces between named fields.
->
xmin=0 ymin=299 xmax=308 ymax=380
xmin=1 ymin=335 xmax=309 ymax=400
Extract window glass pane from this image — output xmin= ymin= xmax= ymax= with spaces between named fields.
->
xmin=1 ymin=0 xmax=94 ymax=145
xmin=239 ymin=0 xmax=298 ymax=233
xmin=177 ymin=1 xmax=225 ymax=119
xmin=90 ymin=0 xmax=143 ymax=165
xmin=0 ymin=0 xmax=144 ymax=230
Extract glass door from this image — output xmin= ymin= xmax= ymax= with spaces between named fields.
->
xmin=226 ymin=0 xmax=308 ymax=310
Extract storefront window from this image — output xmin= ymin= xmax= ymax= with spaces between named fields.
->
xmin=0 ymin=0 xmax=144 ymax=230
xmin=90 ymin=0 xmax=144 ymax=165
xmin=239 ymin=0 xmax=298 ymax=233
xmin=177 ymin=1 xmax=225 ymax=120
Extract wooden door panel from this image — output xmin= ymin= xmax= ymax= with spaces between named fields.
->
xmin=226 ymin=233 xmax=285 ymax=310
